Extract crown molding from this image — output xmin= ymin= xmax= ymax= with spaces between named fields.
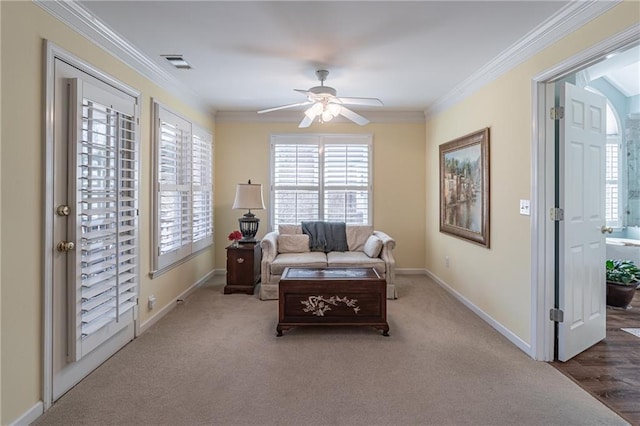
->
xmin=425 ymin=0 xmax=622 ymax=118
xmin=215 ymin=110 xmax=425 ymax=124
xmin=34 ymin=0 xmax=212 ymax=115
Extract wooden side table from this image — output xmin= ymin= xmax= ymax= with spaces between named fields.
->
xmin=224 ymin=242 xmax=261 ymax=295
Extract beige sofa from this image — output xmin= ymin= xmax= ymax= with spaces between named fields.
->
xmin=259 ymin=224 xmax=397 ymax=300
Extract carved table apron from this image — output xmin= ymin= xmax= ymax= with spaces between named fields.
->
xmin=277 ymin=267 xmax=389 ymax=336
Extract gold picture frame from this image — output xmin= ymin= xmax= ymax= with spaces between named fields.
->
xmin=439 ymin=128 xmax=490 ymax=248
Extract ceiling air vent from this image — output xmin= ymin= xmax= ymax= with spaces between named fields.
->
xmin=161 ymin=54 xmax=192 ymax=70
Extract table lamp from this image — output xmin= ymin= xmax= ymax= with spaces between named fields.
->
xmin=232 ymin=180 xmax=265 ymax=243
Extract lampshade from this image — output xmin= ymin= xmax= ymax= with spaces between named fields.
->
xmin=232 ymin=182 xmax=265 ymax=211
xmin=232 ymin=180 xmax=265 ymax=243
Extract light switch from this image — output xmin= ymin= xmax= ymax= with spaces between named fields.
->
xmin=519 ymin=199 xmax=531 ymax=216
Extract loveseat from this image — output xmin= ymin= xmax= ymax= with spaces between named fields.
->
xmin=259 ymin=223 xmax=397 ymax=300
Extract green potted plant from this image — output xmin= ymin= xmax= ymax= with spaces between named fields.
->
xmin=606 ymin=259 xmax=640 ymax=309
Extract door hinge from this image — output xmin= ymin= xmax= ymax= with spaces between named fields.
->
xmin=550 ymin=207 xmax=564 ymax=221
xmin=550 ymin=107 xmax=564 ymax=120
xmin=550 ymin=308 xmax=564 ymax=322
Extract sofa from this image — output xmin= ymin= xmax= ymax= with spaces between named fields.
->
xmin=259 ymin=223 xmax=397 ymax=300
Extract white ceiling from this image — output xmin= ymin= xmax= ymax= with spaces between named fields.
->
xmin=585 ymin=44 xmax=640 ymax=97
xmin=65 ymin=1 xmax=631 ymax=115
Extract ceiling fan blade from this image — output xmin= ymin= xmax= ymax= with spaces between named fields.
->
xmin=339 ymin=106 xmax=370 ymax=126
xmin=337 ymin=96 xmax=383 ymax=107
xmin=298 ymin=114 xmax=314 ymax=128
xmin=293 ymin=89 xmax=311 ymax=95
xmin=258 ymin=101 xmax=312 ymax=114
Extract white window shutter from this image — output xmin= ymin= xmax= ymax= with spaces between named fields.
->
xmin=153 ymin=104 xmax=214 ymax=274
xmin=605 ymin=141 xmax=619 ymax=227
xmin=324 ymin=143 xmax=370 ymax=224
xmin=271 ymin=135 xmax=371 ymax=228
xmin=272 ymin=143 xmax=320 ymax=226
xmin=156 ymin=108 xmax=192 ymax=269
xmin=192 ymin=126 xmax=214 ymax=251
xmin=68 ymin=78 xmax=138 ymax=361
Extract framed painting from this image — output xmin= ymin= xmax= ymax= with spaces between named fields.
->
xmin=439 ymin=128 xmax=490 ymax=248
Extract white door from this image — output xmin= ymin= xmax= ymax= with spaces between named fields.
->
xmin=52 ymin=58 xmax=139 ymax=399
xmin=557 ymin=82 xmax=607 ymax=361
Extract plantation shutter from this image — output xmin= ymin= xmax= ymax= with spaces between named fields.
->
xmin=324 ymin=141 xmax=370 ymax=224
xmin=271 ymin=134 xmax=372 ymax=228
xmin=152 ymin=103 xmax=214 ymax=275
xmin=156 ymin=106 xmax=192 ymax=269
xmin=68 ymin=78 xmax=138 ymax=361
xmin=605 ymin=141 xmax=619 ymax=226
xmin=272 ymin=137 xmax=320 ymax=226
xmin=192 ymin=126 xmax=214 ymax=251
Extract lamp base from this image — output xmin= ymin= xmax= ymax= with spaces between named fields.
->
xmin=238 ymin=212 xmax=260 ymax=243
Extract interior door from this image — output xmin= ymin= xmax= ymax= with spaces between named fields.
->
xmin=557 ymin=82 xmax=607 ymax=361
xmin=52 ymin=58 xmax=138 ymax=399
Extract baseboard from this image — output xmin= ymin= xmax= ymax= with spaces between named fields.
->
xmin=213 ymin=268 xmax=227 ymax=276
xmin=10 ymin=401 xmax=43 ymax=426
xmin=425 ymin=269 xmax=532 ymax=356
xmin=396 ymin=268 xmax=428 ymax=275
xmin=139 ymin=269 xmax=215 ymax=334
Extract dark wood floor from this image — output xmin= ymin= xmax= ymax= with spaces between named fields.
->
xmin=551 ymin=289 xmax=640 ymax=425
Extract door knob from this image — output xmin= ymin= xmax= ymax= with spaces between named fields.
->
xmin=56 ymin=205 xmax=70 ymax=216
xmin=56 ymin=241 xmax=75 ymax=252
xmin=600 ymin=226 xmax=613 ymax=234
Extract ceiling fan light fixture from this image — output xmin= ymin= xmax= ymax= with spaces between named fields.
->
xmin=321 ymin=110 xmax=334 ymax=122
xmin=305 ymin=102 xmax=323 ymax=118
xmin=328 ymin=103 xmax=342 ymax=116
xmin=259 ymin=69 xmax=382 ymax=126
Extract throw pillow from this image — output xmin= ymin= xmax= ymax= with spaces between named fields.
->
xmin=278 ymin=224 xmax=302 ymax=235
xmin=363 ymin=235 xmax=383 ymax=258
xmin=346 ymin=225 xmax=374 ymax=251
xmin=278 ymin=234 xmax=310 ymax=253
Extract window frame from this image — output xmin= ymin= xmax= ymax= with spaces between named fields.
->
xmin=151 ymin=101 xmax=214 ymax=276
xmin=269 ymin=134 xmax=373 ymax=230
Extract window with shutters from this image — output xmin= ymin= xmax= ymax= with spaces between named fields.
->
xmin=270 ymin=134 xmax=372 ymax=229
xmin=152 ymin=102 xmax=213 ymax=274
xmin=604 ymin=102 xmax=622 ymax=228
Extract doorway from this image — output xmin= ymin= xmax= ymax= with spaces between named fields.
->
xmin=43 ymin=42 xmax=141 ymax=407
xmin=531 ymin=26 xmax=639 ymax=362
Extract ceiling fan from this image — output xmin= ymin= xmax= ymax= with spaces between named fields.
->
xmin=257 ymin=70 xmax=383 ymax=128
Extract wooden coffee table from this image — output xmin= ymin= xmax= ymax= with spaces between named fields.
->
xmin=277 ymin=267 xmax=389 ymax=336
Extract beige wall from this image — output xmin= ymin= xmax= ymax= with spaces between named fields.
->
xmin=424 ymin=1 xmax=640 ymax=345
xmin=0 ymin=2 xmax=215 ymax=423
xmin=214 ymin=121 xmax=427 ymax=270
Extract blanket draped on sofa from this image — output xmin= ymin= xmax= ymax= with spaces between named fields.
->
xmin=301 ymin=221 xmax=348 ymax=252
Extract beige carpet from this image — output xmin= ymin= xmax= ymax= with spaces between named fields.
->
xmin=35 ymin=275 xmax=628 ymax=426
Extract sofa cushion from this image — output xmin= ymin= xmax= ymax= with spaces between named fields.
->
xmin=277 ymin=234 xmax=310 ymax=253
xmin=346 ymin=225 xmax=374 ymax=251
xmin=278 ymin=224 xmax=302 ymax=234
xmin=270 ymin=252 xmax=328 ymax=275
xmin=326 ymin=251 xmax=386 ymax=276
xmin=363 ymin=235 xmax=383 ymax=258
